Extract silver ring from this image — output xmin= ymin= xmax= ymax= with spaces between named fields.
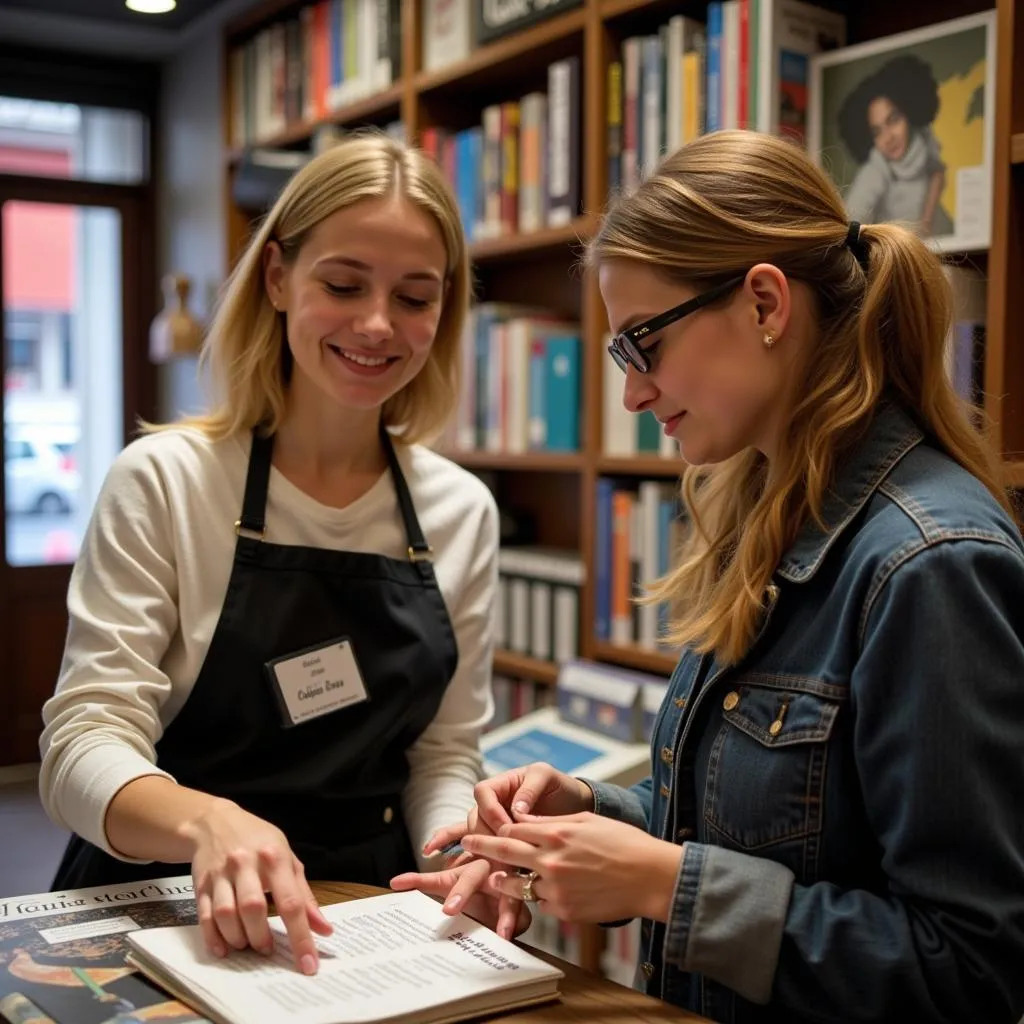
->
xmin=520 ymin=870 xmax=540 ymax=903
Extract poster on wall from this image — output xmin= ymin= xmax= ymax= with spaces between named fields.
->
xmin=807 ymin=10 xmax=996 ymax=253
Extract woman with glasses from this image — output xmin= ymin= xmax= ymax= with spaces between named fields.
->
xmin=393 ymin=129 xmax=1024 ymax=1023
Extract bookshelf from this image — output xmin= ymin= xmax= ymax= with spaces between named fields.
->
xmin=222 ymin=0 xmax=1024 ymax=977
xmin=493 ymin=649 xmax=562 ymax=687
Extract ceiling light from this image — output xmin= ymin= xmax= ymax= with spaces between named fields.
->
xmin=125 ymin=0 xmax=177 ymax=12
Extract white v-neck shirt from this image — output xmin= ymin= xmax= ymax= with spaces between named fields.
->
xmin=38 ymin=426 xmax=498 ymax=871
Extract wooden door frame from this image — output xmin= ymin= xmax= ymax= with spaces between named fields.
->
xmin=0 ymin=173 xmax=156 ymax=765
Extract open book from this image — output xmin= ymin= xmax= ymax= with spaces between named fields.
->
xmin=123 ymin=889 xmax=563 ymax=1024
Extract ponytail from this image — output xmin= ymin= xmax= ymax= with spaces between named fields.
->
xmin=856 ymin=221 xmax=1012 ymax=518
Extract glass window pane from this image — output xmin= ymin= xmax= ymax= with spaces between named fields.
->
xmin=0 ymin=97 xmax=148 ymax=185
xmin=3 ymin=200 xmax=124 ymax=567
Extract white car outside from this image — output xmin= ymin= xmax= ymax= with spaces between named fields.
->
xmin=4 ymin=430 xmax=80 ymax=515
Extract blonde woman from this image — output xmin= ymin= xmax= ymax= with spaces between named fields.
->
xmin=394 ymin=130 xmax=1024 ymax=1022
xmin=38 ymin=135 xmax=520 ymax=975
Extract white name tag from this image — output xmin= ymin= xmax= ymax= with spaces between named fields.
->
xmin=267 ymin=637 xmax=369 ymax=727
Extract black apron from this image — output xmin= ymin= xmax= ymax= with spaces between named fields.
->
xmin=52 ymin=425 xmax=459 ymax=890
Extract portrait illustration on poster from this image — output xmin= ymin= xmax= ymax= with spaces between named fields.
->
xmin=808 ymin=10 xmax=996 ymax=253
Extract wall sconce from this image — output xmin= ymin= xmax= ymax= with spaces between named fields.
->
xmin=149 ymin=273 xmax=204 ymax=363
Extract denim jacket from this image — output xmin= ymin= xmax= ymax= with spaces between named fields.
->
xmin=587 ymin=402 xmax=1024 ymax=1023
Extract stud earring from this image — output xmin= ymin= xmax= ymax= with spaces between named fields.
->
xmin=763 ymin=332 xmax=775 ymax=348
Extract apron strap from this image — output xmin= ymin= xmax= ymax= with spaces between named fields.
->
xmin=380 ymin=423 xmax=434 ymax=568
xmin=236 ymin=424 xmax=433 ymax=569
xmin=237 ymin=428 xmax=273 ymax=539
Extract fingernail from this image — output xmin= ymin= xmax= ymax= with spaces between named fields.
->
xmin=491 ymin=871 xmax=508 ymax=885
xmin=301 ymin=954 xmax=317 ymax=975
xmin=513 ymin=801 xmax=528 ymax=814
xmin=443 ymin=894 xmax=462 ymax=913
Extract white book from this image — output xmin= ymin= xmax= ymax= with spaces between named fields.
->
xmin=664 ymin=17 xmax=685 ymax=155
xmin=721 ymin=0 xmax=740 ymax=130
xmin=601 ymin=342 xmax=635 ymax=456
xmin=755 ymin=0 xmax=846 ymax=137
xmin=125 ymin=889 xmax=563 ymax=1024
xmin=641 ymin=34 xmax=663 ymax=177
xmin=422 ymin=0 xmax=472 ymax=72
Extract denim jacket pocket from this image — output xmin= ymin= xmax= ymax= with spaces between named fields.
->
xmin=702 ymin=678 xmax=842 ymax=880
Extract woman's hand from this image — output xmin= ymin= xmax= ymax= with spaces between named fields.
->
xmin=182 ymin=801 xmax=334 ymax=974
xmin=392 ymin=860 xmax=533 ymax=940
xmin=463 ymin=812 xmax=684 ymax=925
xmin=395 ymin=763 xmax=594 ymax=935
xmin=421 ymin=762 xmax=595 ymax=855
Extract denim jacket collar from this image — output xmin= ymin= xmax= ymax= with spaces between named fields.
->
xmin=776 ymin=401 xmax=925 ymax=583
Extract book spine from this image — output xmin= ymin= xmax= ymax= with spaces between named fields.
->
xmin=546 ymin=55 xmax=580 ymax=227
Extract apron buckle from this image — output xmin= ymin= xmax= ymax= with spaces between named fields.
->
xmin=407 ymin=544 xmax=433 ymax=563
xmin=235 ymin=518 xmax=267 ymax=541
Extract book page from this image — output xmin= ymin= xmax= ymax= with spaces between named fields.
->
xmin=126 ymin=890 xmax=562 ymax=1024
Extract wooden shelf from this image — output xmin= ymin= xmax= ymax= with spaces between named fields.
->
xmin=470 ymin=216 xmax=594 ymax=263
xmin=596 ymin=456 xmax=682 ymax=479
xmin=226 ymin=84 xmax=404 ymax=166
xmin=493 ymin=650 xmax=560 ymax=685
xmin=591 ymin=641 xmax=676 ymax=677
xmin=223 ymin=0 xmax=1024 ymax=793
xmin=601 ymin=0 xmax=684 ymax=22
xmin=440 ymin=450 xmax=584 ymax=472
xmin=414 ymin=6 xmax=586 ymax=95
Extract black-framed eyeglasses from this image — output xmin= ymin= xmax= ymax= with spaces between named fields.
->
xmin=607 ymin=275 xmax=747 ymax=374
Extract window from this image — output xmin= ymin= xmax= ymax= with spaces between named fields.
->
xmin=0 ymin=97 xmax=148 ymax=185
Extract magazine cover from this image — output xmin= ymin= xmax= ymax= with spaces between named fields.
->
xmin=807 ymin=10 xmax=996 ymax=254
xmin=0 ymin=876 xmax=210 ymax=1024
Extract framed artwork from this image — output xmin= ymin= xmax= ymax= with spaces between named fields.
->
xmin=807 ymin=10 xmax=996 ymax=253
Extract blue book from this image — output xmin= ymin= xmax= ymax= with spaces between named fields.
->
xmin=705 ymin=2 xmax=722 ymax=133
xmin=331 ymin=0 xmax=343 ymax=92
xmin=485 ymin=729 xmax=606 ymax=776
xmin=455 ymin=129 xmax=481 ymax=238
xmin=595 ymin=477 xmax=614 ymax=640
xmin=544 ymin=334 xmax=580 ymax=452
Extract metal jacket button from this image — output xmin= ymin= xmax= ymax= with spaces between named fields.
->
xmin=659 ymin=783 xmax=671 ymax=798
xmin=641 ymin=961 xmax=656 ymax=979
xmin=383 ymin=806 xmax=394 ymax=824
xmin=723 ymin=690 xmax=740 ymax=711
xmin=660 ymin=746 xmax=674 ymax=765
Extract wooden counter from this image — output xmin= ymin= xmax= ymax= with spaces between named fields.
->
xmin=310 ymin=881 xmax=709 ymax=1024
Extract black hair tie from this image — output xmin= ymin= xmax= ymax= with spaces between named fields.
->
xmin=845 ymin=220 xmax=869 ymax=270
